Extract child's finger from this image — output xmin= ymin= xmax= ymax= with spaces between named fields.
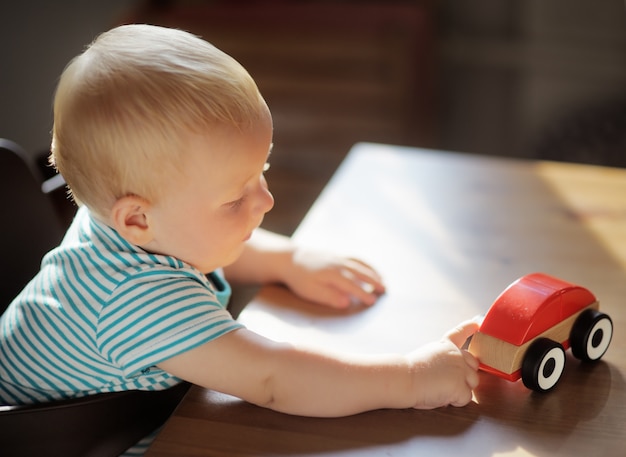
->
xmin=344 ymin=258 xmax=386 ymax=294
xmin=445 ymin=319 xmax=480 ymax=348
xmin=462 ymin=349 xmax=480 ymax=371
xmin=449 ymin=387 xmax=474 ymax=407
xmin=314 ymin=288 xmax=352 ymax=309
xmin=466 ymin=364 xmax=480 ymax=389
xmin=333 ymin=272 xmax=379 ymax=306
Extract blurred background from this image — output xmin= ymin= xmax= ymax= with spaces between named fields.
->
xmin=1 ymin=0 xmax=625 ymax=235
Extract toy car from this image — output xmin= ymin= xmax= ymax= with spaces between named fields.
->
xmin=468 ymin=273 xmax=613 ymax=392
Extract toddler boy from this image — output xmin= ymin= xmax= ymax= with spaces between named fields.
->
xmin=0 ymin=23 xmax=479 ymax=453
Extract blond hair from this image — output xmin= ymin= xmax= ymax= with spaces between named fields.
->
xmin=51 ymin=24 xmax=267 ymax=218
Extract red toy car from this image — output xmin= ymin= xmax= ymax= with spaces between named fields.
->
xmin=468 ymin=273 xmax=613 ymax=392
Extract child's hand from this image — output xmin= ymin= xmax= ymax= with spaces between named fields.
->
xmin=283 ymin=249 xmax=386 ymax=309
xmin=408 ymin=318 xmax=480 ymax=409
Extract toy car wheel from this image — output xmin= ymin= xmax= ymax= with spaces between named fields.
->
xmin=570 ymin=309 xmax=613 ymax=362
xmin=521 ymin=338 xmax=566 ymax=392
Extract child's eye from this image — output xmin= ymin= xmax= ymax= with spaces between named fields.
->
xmin=228 ymin=195 xmax=246 ymax=210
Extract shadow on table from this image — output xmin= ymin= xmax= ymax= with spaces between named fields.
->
xmin=175 ymin=387 xmax=480 ymax=456
xmin=468 ymin=354 xmax=622 ymax=456
xmin=173 ymin=355 xmax=619 ymax=456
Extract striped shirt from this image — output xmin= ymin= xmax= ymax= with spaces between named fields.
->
xmin=0 ymin=205 xmax=242 ymax=404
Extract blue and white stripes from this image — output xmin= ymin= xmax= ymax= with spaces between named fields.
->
xmin=0 ymin=206 xmax=241 ymax=405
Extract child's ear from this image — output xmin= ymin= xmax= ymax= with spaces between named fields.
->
xmin=110 ymin=195 xmax=154 ymax=246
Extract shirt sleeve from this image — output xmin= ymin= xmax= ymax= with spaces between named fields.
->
xmin=97 ymin=271 xmax=243 ymax=378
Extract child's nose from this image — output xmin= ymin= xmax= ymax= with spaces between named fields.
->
xmin=261 ymin=186 xmax=274 ymax=214
xmin=258 ymin=176 xmax=274 ymax=214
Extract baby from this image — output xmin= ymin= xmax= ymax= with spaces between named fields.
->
xmin=0 ymin=22 xmax=478 ymax=445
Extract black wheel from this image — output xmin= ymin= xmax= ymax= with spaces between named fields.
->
xmin=521 ymin=338 xmax=566 ymax=392
xmin=571 ymin=309 xmax=613 ymax=361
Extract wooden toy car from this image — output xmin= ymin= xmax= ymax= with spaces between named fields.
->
xmin=468 ymin=273 xmax=613 ymax=392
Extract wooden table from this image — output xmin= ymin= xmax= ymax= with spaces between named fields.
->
xmin=147 ymin=143 xmax=626 ymax=457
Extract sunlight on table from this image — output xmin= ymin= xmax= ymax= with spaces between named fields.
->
xmin=536 ymin=161 xmax=626 ymax=272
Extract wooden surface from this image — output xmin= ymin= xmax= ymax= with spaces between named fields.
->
xmin=147 ymin=143 xmax=626 ymax=457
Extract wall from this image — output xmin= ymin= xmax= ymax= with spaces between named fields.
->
xmin=438 ymin=0 xmax=626 ymax=164
xmin=0 ymin=0 xmax=133 ymax=156
xmin=1 ymin=0 xmax=625 ymax=167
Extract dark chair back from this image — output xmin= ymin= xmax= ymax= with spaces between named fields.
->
xmin=0 ymin=139 xmax=189 ymax=456
xmin=0 ymin=139 xmax=65 ymax=308
xmin=0 ymin=382 xmax=190 ymax=457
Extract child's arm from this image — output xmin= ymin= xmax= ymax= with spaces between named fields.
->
xmin=223 ymin=228 xmax=386 ymax=309
xmin=157 ymin=319 xmax=480 ymax=416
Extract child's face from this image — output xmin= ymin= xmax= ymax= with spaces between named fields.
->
xmin=146 ymin=112 xmax=274 ymax=273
